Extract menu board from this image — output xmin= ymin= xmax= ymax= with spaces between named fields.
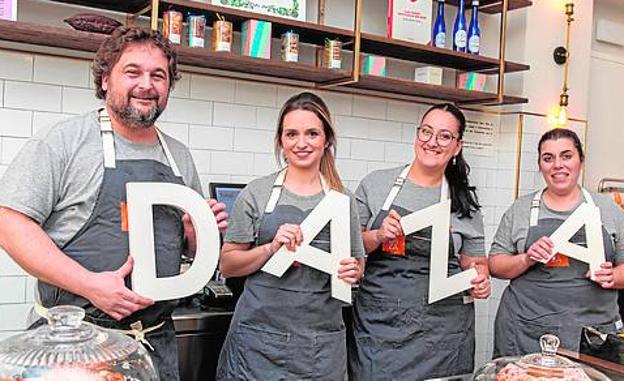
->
xmin=213 ymin=0 xmax=306 ymax=21
xmin=0 ymin=0 xmax=16 ymax=21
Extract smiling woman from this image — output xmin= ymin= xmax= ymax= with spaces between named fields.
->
xmin=489 ymin=128 xmax=624 ymax=358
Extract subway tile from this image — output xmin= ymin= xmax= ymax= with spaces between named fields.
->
xmin=190 ymin=75 xmax=235 ymax=102
xmin=0 ymin=109 xmax=32 ymax=138
xmin=368 ymin=119 xmax=402 ymax=142
xmin=213 ymin=103 xmax=256 ymax=128
xmin=253 ymin=153 xmax=279 ymax=176
xmin=335 ymin=137 xmax=351 ymax=159
xmin=162 ymin=98 xmax=212 ymax=125
xmin=318 ymin=91 xmax=353 ymax=116
xmin=230 ymin=175 xmax=256 ymax=184
xmin=387 ymin=100 xmax=422 ymax=123
xmin=190 ymin=149 xmax=211 ymax=174
xmin=256 ymin=107 xmax=279 ymax=131
xmin=367 ymin=161 xmax=395 ymax=173
xmin=1 ymin=137 xmax=28 ymax=165
xmin=62 ymin=87 xmax=103 ymax=115
xmin=0 ymin=51 xmax=33 ymax=81
xmin=336 ymin=159 xmax=368 ymax=182
xmin=0 ymin=276 xmax=26 ymax=304
xmin=34 ymin=56 xmax=90 ymax=88
xmin=350 ymin=139 xmax=384 ymax=161
xmin=0 ymin=249 xmax=24 ymax=277
xmin=189 ymin=125 xmax=234 ymax=150
xmin=32 ymin=112 xmax=72 ymax=136
xmin=157 ymin=122 xmax=189 ymax=146
xmin=402 ymin=124 xmax=416 ymax=143
xmin=235 ymin=81 xmax=277 ymax=107
xmin=25 ymin=276 xmax=36 ymax=304
xmin=384 ymin=142 xmax=413 ymax=163
xmin=0 ymin=80 xmax=4 ymax=107
xmin=234 ymin=128 xmax=274 ymax=153
xmin=352 ymin=96 xmax=387 ymax=120
xmin=334 ymin=116 xmax=367 ymax=139
xmin=171 ymin=72 xmax=191 ymax=98
xmin=4 ymin=82 xmax=61 ymax=112
xmin=276 ymin=86 xmax=300 ymax=105
xmin=0 ymin=303 xmax=32 ymax=331
xmin=210 ymin=151 xmax=254 ymax=175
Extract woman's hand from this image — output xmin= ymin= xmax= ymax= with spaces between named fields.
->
xmin=375 ymin=210 xmax=403 ymax=244
xmin=589 ymin=262 xmax=616 ymax=289
xmin=524 ymin=236 xmax=554 ymax=264
xmin=337 ymin=257 xmax=364 ymax=285
xmin=268 ymin=223 xmax=303 ymax=254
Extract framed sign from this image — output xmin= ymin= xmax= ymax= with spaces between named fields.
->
xmin=213 ymin=0 xmax=306 ymax=21
xmin=0 ymin=0 xmax=17 ymax=21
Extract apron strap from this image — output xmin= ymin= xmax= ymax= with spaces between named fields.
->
xmin=530 ymin=187 xmax=597 ymax=227
xmin=97 ymin=109 xmax=182 ymax=177
xmin=98 ymin=109 xmax=116 ymax=169
xmin=264 ymin=167 xmax=329 ymax=214
xmin=380 ymin=164 xmax=450 ymax=212
xmin=155 ymin=129 xmax=182 ymax=178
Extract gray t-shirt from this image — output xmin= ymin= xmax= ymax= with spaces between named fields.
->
xmin=490 ymin=191 xmax=624 ymax=264
xmin=0 ymin=111 xmax=202 ymax=248
xmin=355 ymin=165 xmax=486 ymax=257
xmin=224 ymin=172 xmax=365 ymax=258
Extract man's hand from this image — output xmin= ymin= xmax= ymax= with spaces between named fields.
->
xmin=183 ymin=198 xmax=228 ymax=254
xmin=337 ymin=257 xmax=364 ymax=285
xmin=84 ymin=256 xmax=154 ymax=321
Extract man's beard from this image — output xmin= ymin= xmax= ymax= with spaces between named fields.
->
xmin=108 ymin=92 xmax=164 ymax=129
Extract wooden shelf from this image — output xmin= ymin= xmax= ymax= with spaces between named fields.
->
xmin=160 ymin=0 xmax=355 ymax=46
xmin=0 ymin=20 xmax=351 ymax=84
xmin=347 ymin=75 xmax=527 ymax=105
xmin=360 ymin=33 xmax=529 ymax=74
xmin=446 ymin=0 xmax=533 ymax=14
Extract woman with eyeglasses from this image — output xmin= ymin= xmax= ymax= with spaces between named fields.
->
xmin=490 ymin=128 xmax=624 ymax=357
xmin=349 ymin=103 xmax=490 ymax=379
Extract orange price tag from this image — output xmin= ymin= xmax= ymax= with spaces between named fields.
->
xmin=546 ymin=253 xmax=569 ymax=268
xmin=382 ymin=235 xmax=406 ymax=256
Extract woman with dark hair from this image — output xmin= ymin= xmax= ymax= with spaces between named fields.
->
xmin=350 ymin=103 xmax=490 ymax=379
xmin=490 ymin=128 xmax=624 ymax=357
xmin=215 ymin=92 xmax=365 ymax=380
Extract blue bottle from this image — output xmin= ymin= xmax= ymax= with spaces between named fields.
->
xmin=453 ymin=0 xmax=467 ymax=52
xmin=468 ymin=0 xmax=481 ymax=54
xmin=432 ymin=0 xmax=446 ymax=48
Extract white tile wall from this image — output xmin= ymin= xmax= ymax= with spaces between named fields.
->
xmin=0 ymin=49 xmax=550 ymax=369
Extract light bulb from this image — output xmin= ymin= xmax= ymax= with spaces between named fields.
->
xmin=548 ymin=105 xmax=569 ymax=128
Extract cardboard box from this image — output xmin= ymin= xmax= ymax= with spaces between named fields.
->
xmin=241 ymin=19 xmax=272 ymax=59
xmin=387 ymin=0 xmax=432 ymax=44
xmin=415 ymin=66 xmax=443 ymax=85
xmin=362 ymin=56 xmax=387 ymax=77
xmin=457 ymin=72 xmax=487 ymax=91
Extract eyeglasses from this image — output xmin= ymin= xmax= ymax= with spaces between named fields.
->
xmin=416 ymin=125 xmax=458 ymax=147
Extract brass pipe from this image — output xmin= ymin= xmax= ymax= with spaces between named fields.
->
xmin=496 ymin=0 xmax=509 ymax=104
xmin=514 ymin=114 xmax=524 ymax=200
xmin=352 ymin=0 xmax=363 ymax=82
xmin=561 ymin=3 xmax=574 ymax=103
xmin=150 ymin=0 xmax=159 ymax=31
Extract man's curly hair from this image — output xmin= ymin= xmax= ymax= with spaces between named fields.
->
xmin=92 ymin=26 xmax=181 ymax=100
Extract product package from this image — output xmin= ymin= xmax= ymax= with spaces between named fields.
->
xmin=212 ymin=14 xmax=233 ymax=52
xmin=415 ymin=66 xmax=443 ymax=85
xmin=324 ymin=39 xmax=342 ymax=69
xmin=457 ymin=72 xmax=486 ymax=91
xmin=362 ymin=55 xmax=387 ymax=77
xmin=387 ymin=0 xmax=433 ymax=44
xmin=188 ymin=14 xmax=206 ymax=48
xmin=241 ymin=19 xmax=272 ymax=59
xmin=281 ymin=31 xmax=299 ymax=62
xmin=163 ymin=10 xmax=183 ymax=45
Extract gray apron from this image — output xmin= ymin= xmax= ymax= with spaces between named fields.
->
xmin=216 ymin=171 xmax=348 ymax=380
xmin=493 ymin=189 xmax=621 ymax=358
xmin=350 ymin=166 xmax=475 ymax=380
xmin=35 ymin=109 xmax=185 ymax=380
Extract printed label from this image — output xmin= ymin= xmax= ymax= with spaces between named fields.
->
xmin=454 ymin=30 xmax=467 ymax=48
xmin=468 ymin=35 xmax=480 ymax=53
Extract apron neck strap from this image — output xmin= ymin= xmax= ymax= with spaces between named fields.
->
xmin=98 ymin=108 xmax=181 ymax=177
xmin=529 ymin=187 xmax=595 ymax=227
xmin=380 ymin=164 xmax=450 ymax=212
xmin=264 ymin=167 xmax=329 ymax=214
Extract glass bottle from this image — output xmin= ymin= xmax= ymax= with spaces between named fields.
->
xmin=453 ymin=0 xmax=467 ymax=52
xmin=432 ymin=0 xmax=446 ymax=48
xmin=468 ymin=0 xmax=481 ymax=54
